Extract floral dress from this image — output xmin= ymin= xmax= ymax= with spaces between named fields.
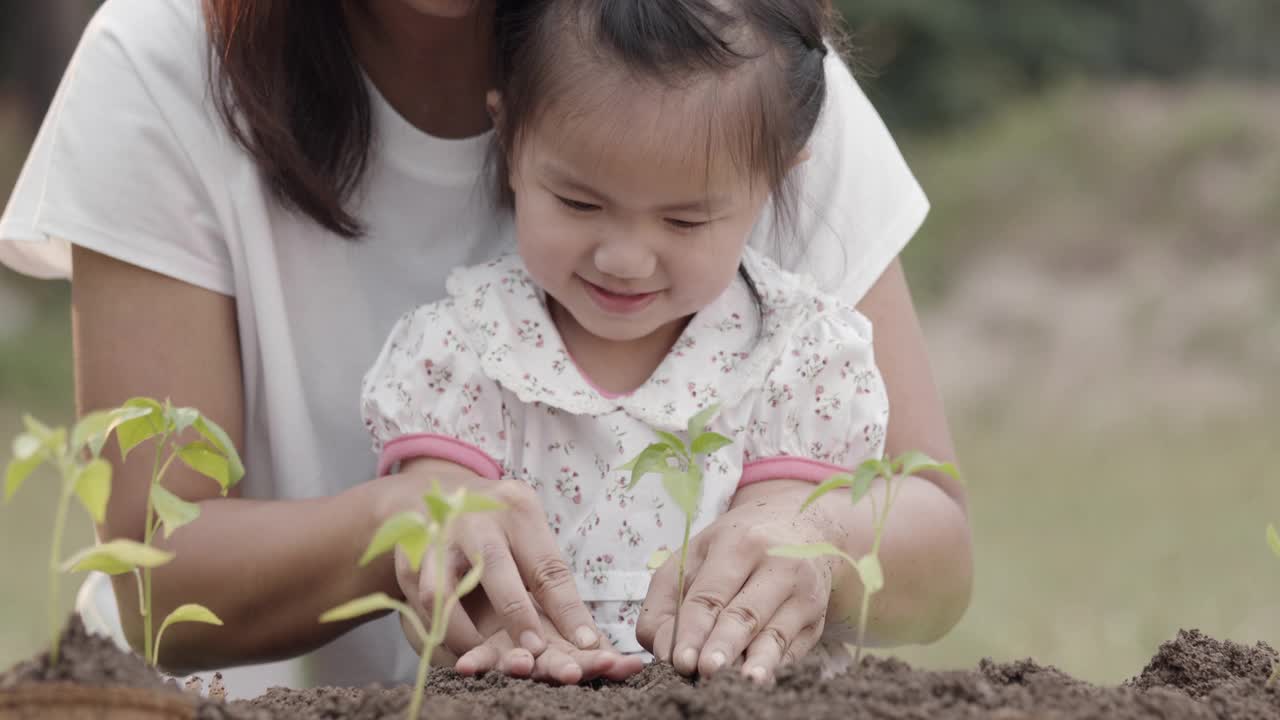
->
xmin=361 ymin=248 xmax=889 ymax=653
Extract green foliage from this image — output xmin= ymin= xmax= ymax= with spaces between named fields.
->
xmin=619 ymin=403 xmax=735 ymax=661
xmin=322 ymin=480 xmax=501 ymax=720
xmin=770 ymin=451 xmax=960 ymax=667
xmin=1269 ymin=523 xmax=1280 ymax=686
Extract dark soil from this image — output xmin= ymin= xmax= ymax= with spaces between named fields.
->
xmin=3 ymin=616 xmax=1278 ymax=719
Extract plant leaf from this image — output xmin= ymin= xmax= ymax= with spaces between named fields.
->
xmin=115 ymin=398 xmax=165 ymax=459
xmin=70 ymin=411 xmax=113 ymax=457
xmin=767 ymin=542 xmax=854 ymax=566
xmin=191 ymin=415 xmax=245 ymax=489
xmin=5 ymin=453 xmax=43 ymax=502
xmin=647 ymin=548 xmax=673 ymax=570
xmin=158 ymin=604 xmax=223 ymax=636
xmin=800 ymin=473 xmax=853 ymax=511
xmin=22 ymin=416 xmax=56 ymax=447
xmin=894 ymin=451 xmax=961 ymax=483
xmin=359 ymin=511 xmax=428 ymax=569
xmin=848 ymin=464 xmax=879 ymax=506
xmin=151 ymin=484 xmax=201 ymax=539
xmin=177 ymin=441 xmax=230 ymax=490
xmin=626 ymin=443 xmax=673 ymax=490
xmin=654 ymin=431 xmax=689 ymax=460
xmin=662 ymin=469 xmax=700 ymax=519
xmin=166 ymin=406 xmax=200 ymax=435
xmin=458 ymin=491 xmax=504 ymax=515
xmin=1268 ymin=524 xmax=1280 ymax=559
xmin=690 ymin=432 xmax=733 ymax=456
xmin=320 ymin=592 xmax=407 ymax=624
xmin=62 ymin=540 xmax=174 ymax=575
xmin=12 ymin=433 xmax=41 ymax=461
xmin=455 ymin=557 xmax=485 ymax=598
xmin=687 ymin=403 xmax=721 ymax=440
xmin=423 ymin=492 xmax=451 ymax=526
xmin=855 ymin=554 xmax=884 ymax=594
xmin=73 ymin=459 xmax=112 ymax=524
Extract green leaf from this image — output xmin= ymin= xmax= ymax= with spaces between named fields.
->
xmin=626 ymin=443 xmax=673 ymax=490
xmin=848 ymin=464 xmax=879 ymax=506
xmin=73 ymin=459 xmax=112 ymax=524
xmin=62 ymin=539 xmax=175 ymax=575
xmin=647 ymin=548 xmax=673 ymax=570
xmin=115 ymin=398 xmax=164 ymax=459
xmin=320 ymin=592 xmax=408 ymax=624
xmin=5 ymin=453 xmax=43 ymax=502
xmin=654 ymin=431 xmax=690 ymax=460
xmin=12 ymin=433 xmax=41 ymax=461
xmin=767 ymin=542 xmax=854 ymax=566
xmin=424 ymin=492 xmax=451 ymax=526
xmin=22 ymin=415 xmax=54 ymax=443
xmin=1268 ymin=524 xmax=1280 ymax=559
xmin=800 ymin=473 xmax=853 ymax=511
xmin=687 ymin=403 xmax=721 ymax=440
xmin=192 ymin=416 xmax=245 ymax=489
xmin=166 ymin=407 xmax=200 ymax=434
xmin=690 ymin=432 xmax=733 ymax=457
xmin=855 ymin=554 xmax=884 ymax=593
xmin=158 ymin=604 xmax=222 ymax=634
xmin=455 ymin=558 xmax=485 ymax=598
xmin=894 ymin=451 xmax=960 ymax=482
xmin=177 ymin=441 xmax=230 ymax=490
xmin=457 ymin=491 xmax=504 ymax=515
xmin=70 ymin=412 xmax=113 ymax=457
xmin=662 ymin=469 xmax=700 ymax=519
xmin=359 ymin=511 xmax=428 ymax=569
xmin=151 ymin=484 xmax=201 ymax=539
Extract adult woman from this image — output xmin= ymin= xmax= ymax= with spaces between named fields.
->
xmin=0 ymin=0 xmax=971 ymax=689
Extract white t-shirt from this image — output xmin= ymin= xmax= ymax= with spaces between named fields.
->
xmin=0 ymin=0 xmax=928 ymax=689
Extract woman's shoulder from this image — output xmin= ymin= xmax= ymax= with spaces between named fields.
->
xmin=86 ymin=0 xmax=206 ymax=77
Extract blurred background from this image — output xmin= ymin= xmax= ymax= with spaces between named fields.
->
xmin=2 ymin=0 xmax=1278 ymax=684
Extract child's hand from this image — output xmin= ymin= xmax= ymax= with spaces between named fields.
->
xmin=637 ymin=480 xmax=837 ymax=681
xmin=384 ymin=461 xmax=603 ymax=660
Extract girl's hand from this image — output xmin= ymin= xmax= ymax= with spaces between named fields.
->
xmin=636 ymin=480 xmax=837 ymax=682
xmin=384 ymin=460 xmax=604 ymax=660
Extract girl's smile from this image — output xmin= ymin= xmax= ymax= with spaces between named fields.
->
xmin=580 ymin=277 xmax=661 ymax=315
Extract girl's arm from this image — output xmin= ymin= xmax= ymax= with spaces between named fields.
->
xmin=73 ymin=245 xmax=417 ymax=673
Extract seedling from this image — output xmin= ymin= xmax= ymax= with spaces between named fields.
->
xmin=769 ymin=451 xmax=959 ymax=667
xmin=619 ymin=403 xmax=733 ymax=661
xmin=320 ymin=480 xmax=502 ymax=720
xmin=1268 ymin=523 xmax=1280 ymax=685
xmin=4 ymin=398 xmax=242 ymax=666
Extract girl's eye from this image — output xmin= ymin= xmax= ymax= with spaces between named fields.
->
xmin=556 ymin=195 xmax=600 ymax=213
xmin=665 ymin=218 xmax=708 ymax=230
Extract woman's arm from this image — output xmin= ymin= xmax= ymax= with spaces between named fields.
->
xmin=72 ymin=245 xmax=417 ymax=673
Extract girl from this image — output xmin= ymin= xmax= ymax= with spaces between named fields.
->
xmin=362 ymin=0 xmax=970 ymax=685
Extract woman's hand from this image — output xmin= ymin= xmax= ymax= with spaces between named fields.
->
xmin=385 ymin=459 xmax=604 ymax=661
xmin=636 ymin=480 xmax=837 ymax=682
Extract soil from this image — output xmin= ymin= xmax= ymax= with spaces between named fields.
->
xmin=2 ymin=617 xmax=1278 ymax=719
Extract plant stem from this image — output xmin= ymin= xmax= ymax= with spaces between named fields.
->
xmin=1269 ymin=663 xmax=1279 ymax=686
xmin=853 ymin=588 xmax=871 ymax=666
xmin=141 ymin=433 xmax=170 ymax=665
xmin=405 ymin=537 xmax=449 ymax=720
xmin=671 ymin=519 xmax=691 ymax=663
xmin=48 ymin=462 xmax=74 ymax=665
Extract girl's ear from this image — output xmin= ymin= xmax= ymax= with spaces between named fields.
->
xmin=486 ymin=90 xmax=504 ymax=131
xmin=791 ymin=146 xmax=813 ymax=169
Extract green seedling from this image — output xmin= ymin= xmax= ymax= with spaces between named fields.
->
xmin=321 ymin=480 xmax=502 ymax=720
xmin=769 ymin=451 xmax=959 ymax=667
xmin=619 ymin=403 xmax=733 ymax=661
xmin=1268 ymin=523 xmax=1280 ymax=685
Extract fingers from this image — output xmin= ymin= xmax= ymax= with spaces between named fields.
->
xmin=454 ymin=518 xmax=546 ymax=655
xmin=668 ymin=542 xmax=753 ymax=675
xmin=455 ymin=631 xmax=536 ymax=678
xmin=696 ymin=571 xmax=792 ymax=677
xmin=636 ymin=537 xmax=708 ymax=660
xmin=741 ymin=598 xmax=825 ymax=683
xmin=419 ymin=544 xmax=486 ymax=657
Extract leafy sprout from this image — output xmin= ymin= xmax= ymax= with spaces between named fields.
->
xmin=768 ymin=451 xmax=959 ymax=667
xmin=1268 ymin=524 xmax=1280 ymax=686
xmin=321 ymin=480 xmax=502 ymax=720
xmin=619 ymin=403 xmax=733 ymax=662
xmin=4 ymin=399 xmax=242 ymax=666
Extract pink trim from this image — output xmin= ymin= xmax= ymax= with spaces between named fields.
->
xmin=739 ymin=456 xmax=850 ymax=488
xmin=377 ymin=434 xmax=503 ymax=480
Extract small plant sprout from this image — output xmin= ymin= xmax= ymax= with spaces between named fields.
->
xmin=619 ymin=403 xmax=733 ymax=660
xmin=64 ymin=398 xmax=242 ymax=666
xmin=768 ymin=451 xmax=959 ymax=667
xmin=1268 ymin=523 xmax=1280 ymax=685
xmin=320 ymin=480 xmax=502 ymax=720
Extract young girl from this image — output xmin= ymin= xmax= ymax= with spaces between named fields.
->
xmin=361 ymin=0 xmax=956 ymax=683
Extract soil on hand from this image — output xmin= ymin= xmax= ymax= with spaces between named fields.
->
xmin=3 ymin=617 xmax=1278 ymax=719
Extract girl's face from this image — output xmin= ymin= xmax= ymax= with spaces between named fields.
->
xmin=507 ymin=85 xmax=774 ymax=347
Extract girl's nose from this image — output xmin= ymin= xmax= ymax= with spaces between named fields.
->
xmin=593 ymin=239 xmax=656 ymax=280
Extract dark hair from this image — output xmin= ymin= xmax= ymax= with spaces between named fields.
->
xmin=493 ymin=0 xmax=833 ymax=234
xmin=203 ymin=0 xmax=371 ymax=238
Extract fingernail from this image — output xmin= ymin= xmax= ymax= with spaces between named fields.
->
xmin=749 ymin=666 xmax=767 ymax=683
xmin=710 ymin=651 xmax=727 ymax=671
xmin=520 ymin=630 xmax=545 ymax=653
xmin=679 ymin=647 xmax=697 ymax=669
xmin=575 ymin=626 xmax=597 ymax=649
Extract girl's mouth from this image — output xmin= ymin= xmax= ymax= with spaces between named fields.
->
xmin=582 ymin=278 xmax=659 ymax=314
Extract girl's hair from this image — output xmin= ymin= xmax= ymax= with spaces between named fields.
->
xmin=493 ymin=0 xmax=835 ymax=234
xmin=203 ymin=0 xmax=372 ymax=238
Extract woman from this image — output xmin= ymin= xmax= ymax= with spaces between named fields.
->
xmin=0 ymin=0 xmax=971 ymax=690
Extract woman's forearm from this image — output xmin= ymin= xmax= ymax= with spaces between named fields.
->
xmin=110 ymin=479 xmax=397 ymax=674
